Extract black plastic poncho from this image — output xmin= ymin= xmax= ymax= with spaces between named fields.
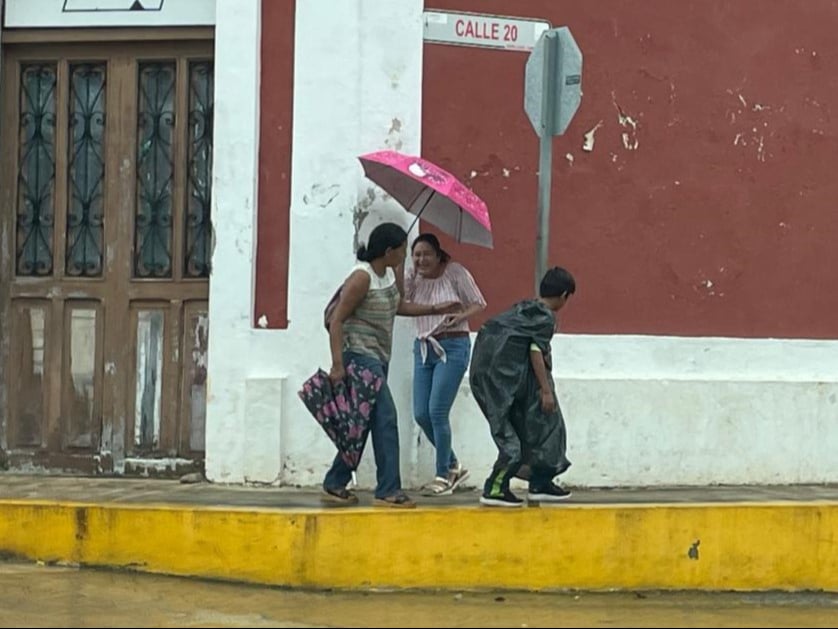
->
xmin=469 ymin=300 xmax=570 ymax=475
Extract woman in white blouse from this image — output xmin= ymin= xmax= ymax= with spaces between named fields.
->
xmin=404 ymin=233 xmax=487 ymax=496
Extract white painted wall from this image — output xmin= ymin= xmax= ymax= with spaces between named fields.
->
xmin=205 ymin=0 xmax=263 ymax=482
xmin=456 ymin=335 xmax=838 ymax=487
xmin=206 ymin=0 xmax=425 ymax=484
xmin=206 ymin=0 xmax=838 ymax=488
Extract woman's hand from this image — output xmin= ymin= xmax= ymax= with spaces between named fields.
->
xmin=432 ymin=301 xmax=461 ymax=315
xmin=329 ymin=363 xmax=346 ymax=384
xmin=540 ymin=389 xmax=557 ymax=413
xmin=440 ymin=313 xmax=464 ymax=328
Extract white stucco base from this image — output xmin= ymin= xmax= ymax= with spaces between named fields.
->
xmin=256 ymin=333 xmax=838 ymax=489
xmin=452 ymin=335 xmax=838 ymax=488
xmin=206 ymin=0 xmax=838 ymax=488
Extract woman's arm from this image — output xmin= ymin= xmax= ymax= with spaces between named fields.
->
xmin=441 ymin=263 xmax=487 ymax=326
xmin=457 ymin=302 xmax=486 ymax=319
xmin=328 ymin=270 xmax=370 ymax=381
xmin=395 ymin=262 xmax=407 ymax=298
xmin=397 ymin=299 xmax=459 ymax=317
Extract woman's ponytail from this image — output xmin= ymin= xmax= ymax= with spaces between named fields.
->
xmin=355 ymin=245 xmax=372 ymax=262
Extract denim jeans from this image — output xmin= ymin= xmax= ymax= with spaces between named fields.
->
xmin=412 ymin=336 xmax=471 ymax=478
xmin=323 ymin=352 xmax=402 ymax=499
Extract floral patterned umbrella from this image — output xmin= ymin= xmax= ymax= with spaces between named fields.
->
xmin=298 ymin=361 xmax=384 ymax=472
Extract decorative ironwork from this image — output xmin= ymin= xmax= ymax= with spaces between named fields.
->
xmin=135 ymin=62 xmax=175 ymax=278
xmin=66 ymin=64 xmax=106 ymax=277
xmin=184 ymin=61 xmax=213 ymax=278
xmin=16 ymin=65 xmax=57 ymax=276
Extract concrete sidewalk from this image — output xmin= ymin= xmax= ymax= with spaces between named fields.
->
xmin=1 ymin=474 xmax=836 ymax=593
xmin=3 ymin=474 xmax=838 ymax=507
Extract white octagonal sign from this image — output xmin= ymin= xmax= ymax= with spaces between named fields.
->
xmin=524 ymin=27 xmax=583 ymax=137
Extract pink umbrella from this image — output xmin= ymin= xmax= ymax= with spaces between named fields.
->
xmin=358 ymin=150 xmax=493 ymax=248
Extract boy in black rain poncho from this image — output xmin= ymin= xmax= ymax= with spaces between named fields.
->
xmin=469 ymin=267 xmax=575 ymax=507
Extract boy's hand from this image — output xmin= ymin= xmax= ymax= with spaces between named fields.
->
xmin=540 ymin=389 xmax=557 ymax=413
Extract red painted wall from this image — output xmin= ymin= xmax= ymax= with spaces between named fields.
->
xmin=423 ymin=0 xmax=838 ymax=338
xmin=254 ymin=0 xmax=295 ymax=329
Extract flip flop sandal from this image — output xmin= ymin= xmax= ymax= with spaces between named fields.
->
xmin=373 ymin=492 xmax=416 ymax=509
xmin=321 ymin=486 xmax=359 ymax=504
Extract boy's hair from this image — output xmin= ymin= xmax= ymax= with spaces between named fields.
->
xmin=539 ymin=266 xmax=576 ymax=298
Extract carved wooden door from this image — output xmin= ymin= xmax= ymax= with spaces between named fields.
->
xmin=0 ymin=38 xmax=212 ymax=474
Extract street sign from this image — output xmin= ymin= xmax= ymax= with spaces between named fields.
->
xmin=524 ymin=27 xmax=583 ymax=137
xmin=423 ymin=10 xmax=550 ymax=51
xmin=522 ymin=27 xmax=583 ymax=291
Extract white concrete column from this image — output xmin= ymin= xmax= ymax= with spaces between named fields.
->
xmin=281 ymin=0 xmax=425 ymax=486
xmin=205 ymin=0 xmax=427 ymax=486
xmin=205 ymin=0 xmax=263 ymax=482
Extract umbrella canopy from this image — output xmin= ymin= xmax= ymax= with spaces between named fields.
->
xmin=358 ymin=149 xmax=493 ymax=248
xmin=298 ymin=360 xmax=384 ymax=471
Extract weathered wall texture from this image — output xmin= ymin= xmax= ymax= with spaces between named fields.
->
xmin=206 ymin=0 xmax=838 ymax=488
xmin=424 ymin=0 xmax=838 ymax=338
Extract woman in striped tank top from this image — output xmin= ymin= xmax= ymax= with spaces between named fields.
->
xmin=405 ymin=233 xmax=487 ymax=496
xmin=323 ymin=224 xmax=459 ymax=508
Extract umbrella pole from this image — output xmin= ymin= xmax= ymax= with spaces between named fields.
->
xmin=407 ymin=190 xmax=435 ymax=233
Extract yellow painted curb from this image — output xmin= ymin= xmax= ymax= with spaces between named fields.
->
xmin=0 ymin=500 xmax=836 ymax=591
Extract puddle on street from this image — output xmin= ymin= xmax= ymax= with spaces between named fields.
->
xmin=1 ymin=562 xmax=836 ymax=628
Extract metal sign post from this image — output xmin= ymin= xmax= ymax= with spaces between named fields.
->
xmin=524 ymin=27 xmax=582 ymax=292
xmin=535 ymin=32 xmax=559 ymax=292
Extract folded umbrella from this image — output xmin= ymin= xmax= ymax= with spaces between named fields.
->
xmin=298 ymin=360 xmax=384 ymax=481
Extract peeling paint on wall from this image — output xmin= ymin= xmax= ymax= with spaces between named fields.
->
xmin=353 ymin=187 xmax=377 ymax=252
xmin=613 ymin=95 xmax=639 ymax=150
xmin=303 ymin=183 xmax=340 ymax=208
xmin=728 ymin=91 xmax=774 ymax=163
xmin=385 ymin=117 xmax=404 ymax=151
xmin=582 ymin=120 xmax=604 ymax=152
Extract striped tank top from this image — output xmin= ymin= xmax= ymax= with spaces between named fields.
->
xmin=343 ymin=262 xmax=401 ymax=363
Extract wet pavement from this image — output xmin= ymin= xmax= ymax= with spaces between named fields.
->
xmin=1 ymin=561 xmax=837 ymax=628
xmin=2 ymin=473 xmax=837 ymax=509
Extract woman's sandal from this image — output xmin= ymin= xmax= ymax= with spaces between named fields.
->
xmin=373 ymin=492 xmax=416 ymax=509
xmin=421 ymin=476 xmax=454 ymax=497
xmin=447 ymin=464 xmax=470 ymax=491
xmin=321 ymin=486 xmax=359 ymax=505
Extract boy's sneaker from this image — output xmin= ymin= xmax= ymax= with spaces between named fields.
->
xmin=527 ymin=483 xmax=572 ymax=502
xmin=479 ymin=490 xmax=525 ymax=508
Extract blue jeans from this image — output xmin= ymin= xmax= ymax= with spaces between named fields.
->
xmin=412 ymin=336 xmax=471 ymax=478
xmin=323 ymin=352 xmax=402 ymax=499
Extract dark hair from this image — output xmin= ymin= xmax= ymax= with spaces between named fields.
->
xmin=411 ymin=233 xmax=451 ymax=263
xmin=356 ymin=222 xmax=408 ymax=262
xmin=539 ymin=266 xmax=576 ymax=298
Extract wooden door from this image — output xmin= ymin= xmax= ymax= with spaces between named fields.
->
xmin=0 ymin=38 xmax=212 ymax=475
